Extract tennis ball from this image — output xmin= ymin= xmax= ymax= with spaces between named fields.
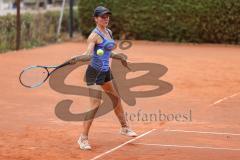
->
xmin=97 ymin=49 xmax=104 ymax=56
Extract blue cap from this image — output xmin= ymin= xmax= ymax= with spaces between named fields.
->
xmin=93 ymin=6 xmax=111 ymax=17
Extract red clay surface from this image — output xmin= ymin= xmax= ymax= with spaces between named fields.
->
xmin=1 ymin=41 xmax=240 ymax=160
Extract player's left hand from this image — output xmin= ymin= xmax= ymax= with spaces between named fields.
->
xmin=121 ymin=59 xmax=131 ymax=71
xmin=118 ymin=53 xmax=128 ymax=61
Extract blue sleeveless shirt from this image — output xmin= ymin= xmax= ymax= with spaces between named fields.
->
xmin=90 ymin=27 xmax=115 ymax=72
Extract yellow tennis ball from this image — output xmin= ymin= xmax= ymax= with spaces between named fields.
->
xmin=97 ymin=49 xmax=104 ymax=56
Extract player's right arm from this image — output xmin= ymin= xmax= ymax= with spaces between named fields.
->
xmin=69 ymin=32 xmax=98 ymax=63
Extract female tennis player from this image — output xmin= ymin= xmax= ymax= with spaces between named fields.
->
xmin=71 ymin=6 xmax=137 ymax=150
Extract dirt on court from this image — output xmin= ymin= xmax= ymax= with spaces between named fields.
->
xmin=0 ymin=41 xmax=240 ymax=160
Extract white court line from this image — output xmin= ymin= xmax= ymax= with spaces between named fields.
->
xmin=210 ymin=92 xmax=240 ymax=106
xmin=133 ymin=142 xmax=240 ymax=151
xmin=165 ymin=129 xmax=240 ymax=136
xmin=90 ymin=129 xmax=156 ymax=160
xmin=229 ymin=92 xmax=240 ymax=98
xmin=213 ymin=98 xmax=227 ymax=105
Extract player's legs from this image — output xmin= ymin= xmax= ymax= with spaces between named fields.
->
xmin=79 ymin=67 xmax=136 ymax=150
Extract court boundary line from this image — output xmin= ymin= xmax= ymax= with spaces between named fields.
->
xmin=164 ymin=129 xmax=240 ymax=136
xmin=133 ymin=142 xmax=240 ymax=151
xmin=90 ymin=129 xmax=156 ymax=160
xmin=209 ymin=92 xmax=240 ymax=106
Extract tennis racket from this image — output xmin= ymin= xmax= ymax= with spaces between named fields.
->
xmin=19 ymin=59 xmax=75 ymax=88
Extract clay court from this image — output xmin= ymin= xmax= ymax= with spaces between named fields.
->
xmin=1 ymin=41 xmax=240 ymax=160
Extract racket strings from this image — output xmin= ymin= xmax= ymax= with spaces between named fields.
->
xmin=20 ymin=67 xmax=49 ymax=88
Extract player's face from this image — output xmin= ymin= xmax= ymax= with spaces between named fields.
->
xmin=95 ymin=14 xmax=110 ymax=27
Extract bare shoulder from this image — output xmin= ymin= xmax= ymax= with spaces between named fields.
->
xmin=87 ymin=32 xmax=99 ymax=43
xmin=88 ymin=31 xmax=103 ymax=44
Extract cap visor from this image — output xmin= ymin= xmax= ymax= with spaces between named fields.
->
xmin=99 ymin=11 xmax=112 ymax=16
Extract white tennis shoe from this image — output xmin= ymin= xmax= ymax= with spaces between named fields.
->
xmin=78 ymin=135 xmax=92 ymax=150
xmin=120 ymin=127 xmax=137 ymax=137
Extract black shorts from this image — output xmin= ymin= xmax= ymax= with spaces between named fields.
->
xmin=85 ymin=65 xmax=114 ymax=86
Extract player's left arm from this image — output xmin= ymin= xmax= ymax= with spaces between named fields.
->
xmin=110 ymin=51 xmax=127 ymax=61
xmin=110 ymin=51 xmax=131 ymax=70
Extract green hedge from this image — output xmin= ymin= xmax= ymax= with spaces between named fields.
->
xmin=0 ymin=9 xmax=80 ymax=53
xmin=78 ymin=0 xmax=240 ymax=44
